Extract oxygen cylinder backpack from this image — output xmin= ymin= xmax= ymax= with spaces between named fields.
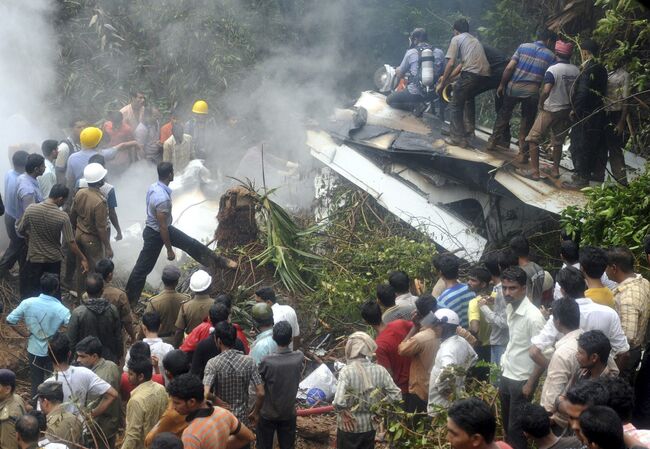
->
xmin=417 ymin=43 xmax=435 ymax=90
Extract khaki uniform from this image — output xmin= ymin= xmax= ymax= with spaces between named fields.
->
xmin=175 ymin=294 xmax=213 ymax=335
xmin=47 ymin=404 xmax=82 ymax=445
xmin=104 ymin=284 xmax=135 ymax=338
xmin=145 ymin=290 xmax=188 ymax=345
xmin=90 ymin=358 xmax=122 ymax=449
xmin=122 ymin=381 xmax=169 ymax=449
xmin=0 ymin=394 xmax=26 ymax=449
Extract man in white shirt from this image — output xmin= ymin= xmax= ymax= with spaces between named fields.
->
xmin=389 ymin=270 xmax=417 ymax=308
xmin=123 ymin=311 xmax=174 ymax=377
xmin=255 ymin=287 xmax=300 ymax=350
xmin=499 ymin=266 xmax=546 ymax=449
xmin=38 ymin=140 xmax=58 ymax=198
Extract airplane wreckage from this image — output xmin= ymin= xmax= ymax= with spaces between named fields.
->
xmin=306 ymin=91 xmax=647 ymax=262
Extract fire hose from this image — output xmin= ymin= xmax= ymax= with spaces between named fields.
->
xmin=296 ymin=405 xmax=335 ymax=416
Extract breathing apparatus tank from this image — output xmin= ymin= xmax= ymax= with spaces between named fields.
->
xmin=420 ymin=47 xmax=435 ymax=87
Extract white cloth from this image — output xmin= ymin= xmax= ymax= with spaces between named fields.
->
xmin=553 ymin=262 xmax=618 ymax=300
xmin=605 ymin=68 xmax=630 ymax=112
xmin=427 ymin=335 xmax=477 ymax=413
xmin=395 ymin=292 xmax=417 ymax=308
xmin=44 ymin=366 xmax=111 ymax=414
xmin=544 ymin=62 xmax=580 ymax=112
xmin=531 ymin=297 xmax=629 ymax=354
xmin=540 ymin=329 xmax=582 ymax=412
xmin=37 ymin=159 xmax=56 ymax=198
xmin=272 ymin=302 xmax=300 ymax=350
xmin=501 ymin=297 xmax=546 ymax=381
xmin=123 ymin=337 xmax=174 ymax=374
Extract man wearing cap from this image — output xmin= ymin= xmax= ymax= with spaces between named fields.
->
xmin=70 ymin=162 xmax=112 ymax=295
xmin=125 ymin=162 xmax=237 ymax=305
xmin=0 ymin=369 xmax=25 ymax=449
xmin=175 ymin=270 xmax=214 ymax=340
xmin=6 ymin=273 xmax=71 ymax=399
xmin=250 ymin=303 xmax=277 ymax=365
xmin=34 ymin=382 xmax=82 ymax=446
xmin=144 ymin=265 xmax=188 ymax=346
xmin=520 ymin=40 xmax=579 ymax=181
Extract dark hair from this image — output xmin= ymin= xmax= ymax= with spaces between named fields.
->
xmin=167 ymin=373 xmax=204 ymax=402
xmin=598 ymin=377 xmax=634 ymax=423
xmin=209 ymin=303 xmax=230 ymax=327
xmin=95 ymin=258 xmax=114 ymax=281
xmin=566 ymin=380 xmax=610 ymax=407
xmin=214 ymin=321 xmax=237 ymax=348
xmin=76 ymin=335 xmax=103 ymax=357
xmin=25 ymin=153 xmax=45 ymax=174
xmin=108 ymin=110 xmax=123 ymax=125
xmin=12 ymin=150 xmax=29 ymax=170
xmin=498 ymin=249 xmax=518 ymax=271
xmin=453 ymin=18 xmax=470 ymax=33
xmin=415 ymin=294 xmax=437 ymax=317
xmin=15 ymin=414 xmax=40 ymax=443
xmin=27 ymin=410 xmax=47 ymax=432
xmin=552 ymin=298 xmax=580 ymax=330
xmin=48 ymin=332 xmax=70 ymax=364
xmin=142 ymin=311 xmax=161 ymax=332
xmin=560 ymin=240 xmax=580 ymax=264
xmin=88 ymin=153 xmax=106 ymax=167
xmin=509 ymin=235 xmax=530 ymax=257
xmin=410 ymin=28 xmax=428 ymax=42
xmin=519 ymin=402 xmax=551 ymax=438
xmin=214 ymin=293 xmax=233 ymax=310
xmin=435 ymin=254 xmax=460 ymax=280
xmin=447 ymin=398 xmax=495 ymax=443
xmin=579 ymin=246 xmax=608 ymax=279
xmin=255 ymin=287 xmax=277 ymax=303
xmin=556 ymin=266 xmax=586 ymax=299
xmin=538 ymin=28 xmax=557 ymax=43
xmin=48 ymin=184 xmax=69 ymax=200
xmin=171 ymin=122 xmax=184 ymax=137
xmin=361 ymin=299 xmax=383 ymax=326
xmin=163 ymin=350 xmax=190 ymax=377
xmin=85 ymin=272 xmax=105 ymax=297
xmin=273 ymin=320 xmax=293 ymax=347
xmin=130 ymin=89 xmax=145 ymax=99
xmin=578 ymin=330 xmax=611 ymax=365
xmin=376 ymin=283 xmax=396 ymax=308
xmin=129 ymin=341 xmax=152 ymax=361
xmin=151 ymin=432 xmax=184 ymax=449
xmin=127 ymin=357 xmax=153 ymax=381
xmin=69 ymin=118 xmax=87 ymax=128
xmin=579 ymin=406 xmax=624 ymax=449
xmin=388 ymin=270 xmax=410 ymax=293
xmin=581 ymin=39 xmax=600 ymax=57
xmin=40 ymin=272 xmax=59 ymax=296
xmin=484 ymin=252 xmax=500 ymax=277
xmin=607 ymin=247 xmax=634 ymax=273
xmin=41 ymin=139 xmax=59 ymax=158
xmin=500 ymin=266 xmax=527 ymax=286
xmin=468 ymin=265 xmax=491 ymax=285
xmin=157 ymin=162 xmax=174 ymax=180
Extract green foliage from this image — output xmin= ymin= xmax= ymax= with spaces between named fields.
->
xmin=560 ymin=165 xmax=650 ymax=270
xmin=480 ymin=0 xmax=537 ymax=54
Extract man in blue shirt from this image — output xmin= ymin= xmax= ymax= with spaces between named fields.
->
xmin=434 ymin=253 xmax=475 ymax=329
xmin=6 ymin=273 xmax=70 ymax=400
xmin=250 ymin=303 xmax=277 ymax=365
xmin=15 ymin=154 xmax=45 ymax=221
xmin=125 ymin=162 xmax=238 ymax=305
xmin=0 ymin=151 xmax=29 ymax=281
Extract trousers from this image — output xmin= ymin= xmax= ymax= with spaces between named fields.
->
xmin=336 ymin=429 xmax=375 ymax=449
xmin=386 ymin=89 xmax=426 ymax=111
xmin=499 ymin=376 xmax=531 ymax=449
xmin=29 ymin=353 xmax=52 ymax=402
xmin=76 ymin=232 xmax=105 ymax=295
xmin=257 ymin=416 xmax=297 ymax=449
xmin=593 ymin=110 xmax=627 ymax=183
xmin=0 ymin=215 xmax=26 ymax=277
xmin=449 ymin=72 xmax=491 ymax=140
xmin=20 ymin=260 xmax=62 ymax=300
xmin=125 ymin=225 xmax=219 ymax=304
xmin=569 ymin=110 xmax=605 ymax=180
xmin=489 ymin=95 xmax=538 ymax=149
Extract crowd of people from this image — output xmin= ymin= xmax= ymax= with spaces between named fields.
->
xmin=388 ymin=20 xmax=630 ymax=189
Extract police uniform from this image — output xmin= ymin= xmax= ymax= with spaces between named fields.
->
xmin=46 ymin=405 xmax=82 ymax=445
xmin=0 ymin=393 xmax=26 ymax=449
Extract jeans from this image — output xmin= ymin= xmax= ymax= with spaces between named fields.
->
xmin=0 ymin=215 xmax=26 ymax=277
xmin=337 ymin=429 xmax=375 ymax=449
xmin=449 ymin=72 xmax=491 ymax=140
xmin=499 ymin=376 xmax=532 ymax=449
xmin=20 ymin=260 xmax=62 ymax=300
xmin=29 ymin=353 xmax=52 ymax=402
xmin=491 ymin=345 xmax=506 ymax=366
xmin=257 ymin=416 xmax=297 ymax=449
xmin=386 ymin=89 xmax=426 ymax=111
xmin=125 ymin=225 xmax=220 ymax=304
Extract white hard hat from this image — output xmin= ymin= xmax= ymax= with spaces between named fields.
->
xmin=434 ymin=308 xmax=460 ymax=325
xmin=83 ymin=163 xmax=107 ymax=184
xmin=190 ymin=270 xmax=212 ymax=292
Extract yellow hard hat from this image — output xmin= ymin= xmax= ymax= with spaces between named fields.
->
xmin=192 ymin=100 xmax=209 ymax=115
xmin=442 ymin=84 xmax=454 ymax=103
xmin=79 ymin=127 xmax=103 ymax=149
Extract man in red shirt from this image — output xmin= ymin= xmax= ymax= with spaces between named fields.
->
xmin=361 ymin=299 xmax=412 ymax=395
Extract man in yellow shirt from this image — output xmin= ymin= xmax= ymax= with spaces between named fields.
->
xmin=580 ymin=246 xmax=615 ymax=308
xmin=467 ymin=265 xmax=493 ymax=381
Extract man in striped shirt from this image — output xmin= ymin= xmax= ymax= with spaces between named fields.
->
xmin=487 ymin=29 xmax=557 ymax=152
xmin=434 ymin=254 xmax=475 ymax=329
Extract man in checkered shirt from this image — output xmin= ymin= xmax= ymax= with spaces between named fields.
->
xmin=202 ymin=321 xmax=264 ymax=431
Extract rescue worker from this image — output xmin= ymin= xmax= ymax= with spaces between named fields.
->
xmin=125 ymin=162 xmax=237 ymax=305
xmin=185 ymin=100 xmax=214 ymax=159
xmin=0 ymin=369 xmax=26 ymax=449
xmin=34 ymin=382 xmax=82 ymax=446
xmin=564 ymin=39 xmax=608 ymax=189
xmin=120 ymin=90 xmax=146 ymax=131
xmin=144 ymin=265 xmax=189 ymax=345
xmin=56 ymin=119 xmax=88 ymax=184
xmin=70 ymin=163 xmax=112 ymax=295
xmin=436 ymin=19 xmax=490 ymax=148
xmin=386 ymin=28 xmax=444 ymax=114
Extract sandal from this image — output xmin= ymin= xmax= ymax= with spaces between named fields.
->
xmin=516 ymin=168 xmax=546 ymax=181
